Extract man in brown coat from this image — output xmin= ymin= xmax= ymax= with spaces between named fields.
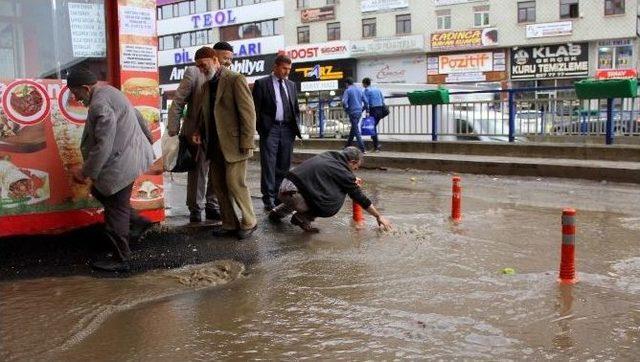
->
xmin=193 ymin=53 xmax=258 ymax=239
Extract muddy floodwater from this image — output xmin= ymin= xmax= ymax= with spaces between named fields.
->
xmin=2 ymin=166 xmax=640 ymax=360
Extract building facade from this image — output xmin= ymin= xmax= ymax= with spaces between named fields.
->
xmin=156 ymin=0 xmax=640 ymax=105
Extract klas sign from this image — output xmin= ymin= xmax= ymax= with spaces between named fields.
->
xmin=511 ymin=43 xmax=588 ymax=79
xmin=294 ymin=64 xmax=343 ymax=80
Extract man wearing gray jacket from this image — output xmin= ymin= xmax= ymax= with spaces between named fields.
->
xmin=68 ymin=69 xmax=155 ymax=272
xmin=167 ymin=59 xmax=220 ymax=223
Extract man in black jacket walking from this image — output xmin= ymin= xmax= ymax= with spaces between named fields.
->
xmin=268 ymin=147 xmax=391 ymax=232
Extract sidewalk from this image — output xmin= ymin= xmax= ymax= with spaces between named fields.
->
xmin=275 ymin=139 xmax=640 ymax=184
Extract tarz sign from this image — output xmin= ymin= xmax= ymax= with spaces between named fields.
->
xmin=511 ymin=43 xmax=589 ymax=79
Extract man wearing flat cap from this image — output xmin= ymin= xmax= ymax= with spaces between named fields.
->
xmin=67 ymin=68 xmax=155 ymax=272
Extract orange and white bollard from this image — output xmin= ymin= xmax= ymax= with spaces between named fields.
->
xmin=353 ymin=177 xmax=365 ymax=228
xmin=451 ymin=176 xmax=462 ymax=223
xmin=558 ymin=208 xmax=578 ymax=284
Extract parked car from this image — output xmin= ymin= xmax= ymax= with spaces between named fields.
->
xmin=307 ymin=119 xmax=351 ymax=138
xmin=551 ymin=110 xmax=640 ymax=135
xmin=516 ymin=110 xmax=548 ymax=134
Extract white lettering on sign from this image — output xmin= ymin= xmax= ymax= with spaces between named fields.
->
xmin=170 ymin=67 xmax=185 ymax=81
xmin=532 ymin=44 xmax=582 ymax=58
xmin=230 ymin=58 xmax=265 ymax=76
xmin=284 ymin=41 xmax=351 ymax=63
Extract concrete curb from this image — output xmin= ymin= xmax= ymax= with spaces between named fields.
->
xmin=293 ymin=139 xmax=640 ymax=162
xmin=253 ymin=149 xmax=640 ymax=184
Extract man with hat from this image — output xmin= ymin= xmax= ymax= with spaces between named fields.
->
xmin=67 ymin=68 xmax=155 ymax=272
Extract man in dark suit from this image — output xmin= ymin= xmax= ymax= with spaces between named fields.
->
xmin=252 ymin=55 xmax=302 ymax=211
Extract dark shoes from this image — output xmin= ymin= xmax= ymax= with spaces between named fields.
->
xmin=130 ymin=220 xmax=154 ymax=242
xmin=211 ymin=225 xmax=257 ymax=240
xmin=91 ymin=259 xmax=130 ymax=272
xmin=291 ymin=214 xmax=319 ymax=233
xmin=237 ymin=225 xmax=258 ymax=240
xmin=205 ymin=208 xmax=222 ymax=222
xmin=190 ymin=211 xmax=202 ymax=223
xmin=211 ymin=227 xmax=237 ymax=237
xmin=268 ymin=210 xmax=283 ymax=223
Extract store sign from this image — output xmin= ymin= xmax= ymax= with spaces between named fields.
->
xmin=301 ymin=80 xmax=339 ymax=92
xmin=158 ymin=35 xmax=285 ymax=66
xmin=284 ymin=41 xmax=351 ymax=63
xmin=301 ymin=6 xmax=335 ymax=23
xmin=437 ymin=52 xmax=494 ymax=74
xmin=289 ymin=59 xmax=356 ymax=91
xmin=358 ymin=55 xmax=426 ymax=83
xmin=597 ymin=39 xmax=633 ymax=47
xmin=596 ymin=69 xmax=638 ymax=79
xmin=434 ymin=0 xmax=485 ymax=5
xmin=428 ymin=51 xmax=506 ymax=83
xmin=511 ymin=43 xmax=589 ymax=79
xmin=159 ymin=54 xmax=276 ymax=85
xmin=361 ymin=0 xmax=409 ymax=12
xmin=350 ymin=34 xmax=425 ymax=57
xmin=430 ymin=28 xmax=498 ymax=51
xmin=157 ymin=1 xmax=284 ymax=36
xmin=525 ymin=21 xmax=572 ymax=38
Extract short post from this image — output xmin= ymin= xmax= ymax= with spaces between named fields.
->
xmin=558 ymin=208 xmax=578 ymax=284
xmin=605 ymin=98 xmax=614 ymax=145
xmin=353 ymin=178 xmax=364 ymax=227
xmin=508 ymin=90 xmax=516 ymax=143
xmin=431 ymin=105 xmax=438 ymax=141
xmin=450 ymin=176 xmax=462 ymax=223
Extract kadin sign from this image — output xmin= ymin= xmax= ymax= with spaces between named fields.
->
xmin=431 ymin=28 xmax=498 ymax=51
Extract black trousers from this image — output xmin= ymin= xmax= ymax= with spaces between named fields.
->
xmin=259 ymin=123 xmax=295 ymax=207
xmin=91 ymin=183 xmax=148 ymax=261
xmin=369 ymin=106 xmax=385 ymax=150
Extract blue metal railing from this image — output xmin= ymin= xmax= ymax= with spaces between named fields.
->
xmin=299 ymin=86 xmax=640 ymax=144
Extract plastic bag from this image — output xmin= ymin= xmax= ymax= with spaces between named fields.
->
xmin=161 ymin=132 xmax=196 ymax=172
xmin=360 ymin=116 xmax=377 ymax=136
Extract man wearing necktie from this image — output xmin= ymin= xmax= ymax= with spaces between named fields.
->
xmin=252 ymin=55 xmax=302 ymax=211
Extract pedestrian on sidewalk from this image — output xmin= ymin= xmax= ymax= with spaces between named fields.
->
xmin=362 ymin=77 xmax=387 ymax=152
xmin=167 ymin=46 xmax=221 ymax=224
xmin=192 ymin=51 xmax=258 ymax=240
xmin=67 ymin=69 xmax=155 ymax=272
xmin=342 ymin=78 xmax=368 ymax=153
xmin=253 ymin=54 xmax=303 ymax=212
xmin=269 ymin=147 xmax=392 ymax=232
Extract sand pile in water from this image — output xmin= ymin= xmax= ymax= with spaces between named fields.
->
xmin=173 ymin=260 xmax=245 ymax=289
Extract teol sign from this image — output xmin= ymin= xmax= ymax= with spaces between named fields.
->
xmin=511 ymin=43 xmax=589 ymax=79
xmin=191 ymin=10 xmax=236 ymax=29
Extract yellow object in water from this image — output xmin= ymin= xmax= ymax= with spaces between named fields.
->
xmin=501 ymin=268 xmax=516 ymax=275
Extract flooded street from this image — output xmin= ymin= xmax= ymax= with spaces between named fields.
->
xmin=2 ymin=164 xmax=640 ymax=360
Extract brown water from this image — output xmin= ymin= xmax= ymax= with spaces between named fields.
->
xmin=2 ymin=168 xmax=640 ymax=360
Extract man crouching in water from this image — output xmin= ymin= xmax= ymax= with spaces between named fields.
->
xmin=268 ymin=146 xmax=392 ymax=232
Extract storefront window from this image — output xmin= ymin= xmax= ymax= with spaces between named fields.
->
xmin=598 ymin=43 xmax=634 ymax=69
xmin=0 ymin=0 xmax=108 ymax=80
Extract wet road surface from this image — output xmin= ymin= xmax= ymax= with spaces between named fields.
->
xmin=2 ymin=163 xmax=640 ymax=360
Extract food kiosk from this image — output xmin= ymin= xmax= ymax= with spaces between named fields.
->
xmin=0 ymin=0 xmax=164 ymax=237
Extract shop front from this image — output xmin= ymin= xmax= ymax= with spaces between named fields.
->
xmin=0 ymin=0 xmax=163 ymax=237
xmin=594 ymin=38 xmax=637 ymax=80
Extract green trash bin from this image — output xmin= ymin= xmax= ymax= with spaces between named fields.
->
xmin=575 ymin=78 xmax=638 ymax=99
xmin=407 ymin=89 xmax=450 ymax=105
